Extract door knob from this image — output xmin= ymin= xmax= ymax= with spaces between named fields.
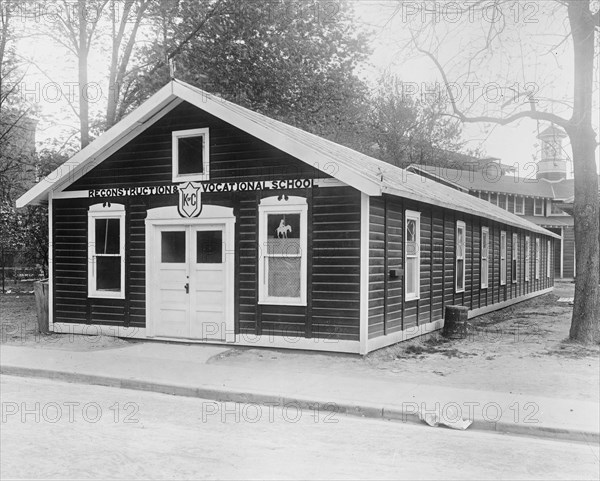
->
xmin=184 ymin=283 xmax=189 ymax=294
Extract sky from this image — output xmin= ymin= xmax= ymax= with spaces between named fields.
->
xmin=13 ymin=0 xmax=600 ymax=176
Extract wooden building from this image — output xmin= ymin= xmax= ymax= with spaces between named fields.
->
xmin=17 ymin=80 xmax=559 ymax=354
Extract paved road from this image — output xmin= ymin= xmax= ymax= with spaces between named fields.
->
xmin=1 ymin=376 xmax=598 ymax=480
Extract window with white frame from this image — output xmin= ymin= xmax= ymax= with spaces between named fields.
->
xmin=258 ymin=196 xmax=307 ymax=306
xmin=88 ymin=203 xmax=125 ymax=299
xmin=456 ymin=221 xmax=466 ymax=292
xmin=515 ymin=196 xmax=524 ymax=215
xmin=507 ymin=195 xmax=515 ymax=213
xmin=500 ymin=230 xmax=507 ymax=285
xmin=499 ymin=194 xmax=507 ymax=210
xmin=481 ymin=227 xmax=489 ymax=289
xmin=535 ymin=237 xmax=541 ymax=279
xmin=405 ymin=210 xmax=421 ymax=300
xmin=490 ymin=193 xmax=498 ymax=206
xmin=534 ymin=198 xmax=544 ymax=216
xmin=512 ymin=233 xmax=518 ymax=283
xmin=547 ymin=239 xmax=551 ymax=278
xmin=172 ymin=128 xmax=210 ymax=182
xmin=525 ymin=235 xmax=531 ymax=281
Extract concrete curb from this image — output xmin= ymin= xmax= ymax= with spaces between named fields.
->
xmin=2 ymin=365 xmax=598 ymax=444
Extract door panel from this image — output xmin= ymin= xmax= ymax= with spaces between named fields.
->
xmin=154 ymin=225 xmax=228 ymax=340
xmin=190 ymin=228 xmax=226 ymax=340
xmin=155 ymin=229 xmax=189 ymax=338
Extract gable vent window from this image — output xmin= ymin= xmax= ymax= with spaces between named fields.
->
xmin=172 ymin=128 xmax=210 ymax=182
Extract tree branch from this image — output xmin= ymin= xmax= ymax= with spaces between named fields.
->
xmin=413 ymin=40 xmax=571 ymax=130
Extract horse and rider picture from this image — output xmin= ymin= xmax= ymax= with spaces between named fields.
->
xmin=268 ymin=214 xmax=299 ymax=240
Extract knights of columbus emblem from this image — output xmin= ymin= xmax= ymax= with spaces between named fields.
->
xmin=177 ymin=182 xmax=202 ymax=218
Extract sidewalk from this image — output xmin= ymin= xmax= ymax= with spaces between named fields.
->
xmin=1 ymin=342 xmax=598 ymax=443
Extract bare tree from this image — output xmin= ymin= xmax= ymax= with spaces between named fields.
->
xmin=401 ymin=0 xmax=599 ymax=344
xmin=105 ymin=0 xmax=150 ymax=128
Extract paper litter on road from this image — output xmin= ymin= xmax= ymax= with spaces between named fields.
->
xmin=418 ymin=405 xmax=473 ymax=430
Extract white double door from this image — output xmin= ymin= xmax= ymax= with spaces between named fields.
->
xmin=152 ymin=223 xmax=229 ymax=340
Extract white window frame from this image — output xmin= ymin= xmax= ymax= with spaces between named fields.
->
xmin=507 ymin=195 xmax=515 ymax=213
xmin=535 ymin=237 xmax=541 ymax=279
xmin=512 ymin=233 xmax=518 ymax=283
xmin=88 ymin=203 xmax=126 ymax=299
xmin=455 ymin=221 xmax=466 ymax=293
xmin=515 ymin=196 xmax=524 ymax=215
xmin=534 ymin=198 xmax=544 ymax=216
xmin=499 ymin=194 xmax=508 ymax=210
xmin=547 ymin=239 xmax=551 ymax=278
xmin=500 ymin=230 xmax=507 ymax=285
xmin=525 ymin=235 xmax=531 ymax=282
xmin=405 ymin=210 xmax=421 ymax=301
xmin=258 ymin=196 xmax=307 ymax=306
xmin=172 ymin=128 xmax=210 ymax=183
xmin=481 ymin=226 xmax=489 ymax=289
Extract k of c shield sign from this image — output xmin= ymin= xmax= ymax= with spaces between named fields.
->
xmin=177 ymin=182 xmax=202 ymax=218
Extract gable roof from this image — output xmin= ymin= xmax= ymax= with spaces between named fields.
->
xmin=16 ymin=80 xmax=559 ymax=238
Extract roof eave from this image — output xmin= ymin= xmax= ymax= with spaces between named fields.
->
xmin=16 ymin=83 xmax=181 ymax=208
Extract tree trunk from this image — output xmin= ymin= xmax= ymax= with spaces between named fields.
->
xmin=567 ymin=0 xmax=599 ymax=344
xmin=79 ymin=0 xmax=90 ymax=148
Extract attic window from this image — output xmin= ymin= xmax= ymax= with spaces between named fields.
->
xmin=172 ymin=128 xmax=210 ymax=182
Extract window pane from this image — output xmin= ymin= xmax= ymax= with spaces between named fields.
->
xmin=406 ymin=219 xmax=416 ymax=242
xmin=406 ymin=257 xmax=416 ymax=295
xmin=268 ymin=257 xmax=300 ymax=297
xmin=267 ymin=213 xmax=300 ymax=240
xmin=96 ymin=256 xmax=121 ymax=291
xmin=197 ymin=230 xmax=222 ymax=263
xmin=457 ymin=259 xmax=464 ymax=289
xmin=95 ymin=219 xmax=120 ymax=254
xmin=178 ymin=135 xmax=204 ymax=175
xmin=161 ymin=231 xmax=185 ymax=263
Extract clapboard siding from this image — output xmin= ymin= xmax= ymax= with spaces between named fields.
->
xmin=386 ymin=199 xmax=403 ymax=334
xmin=311 ymin=187 xmax=361 ymax=340
xmin=68 ymin=102 xmax=326 ymax=191
xmin=368 ymin=197 xmax=386 ymax=338
xmin=367 ymin=198 xmax=556 ymax=343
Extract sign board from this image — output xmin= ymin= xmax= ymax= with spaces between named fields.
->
xmin=87 ymin=179 xmax=318 ymax=218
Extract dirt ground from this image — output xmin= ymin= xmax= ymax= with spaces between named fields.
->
xmin=0 ymin=281 xmax=133 ymax=351
xmin=209 ymin=280 xmax=600 ymax=401
xmin=2 ymin=280 xmax=598 ymax=401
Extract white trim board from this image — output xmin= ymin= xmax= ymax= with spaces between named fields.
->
xmin=366 ymin=319 xmax=444 ymax=352
xmin=359 ymin=193 xmax=370 ymax=355
xmin=50 ymin=323 xmax=361 ymax=354
xmin=468 ymin=287 xmax=553 ymax=318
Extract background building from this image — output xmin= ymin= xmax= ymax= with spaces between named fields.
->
xmin=408 ymin=125 xmax=599 ymax=279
